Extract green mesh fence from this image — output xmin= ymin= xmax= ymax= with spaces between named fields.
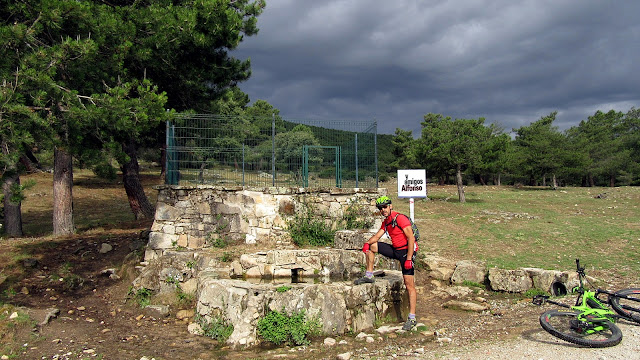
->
xmin=165 ymin=114 xmax=378 ymax=188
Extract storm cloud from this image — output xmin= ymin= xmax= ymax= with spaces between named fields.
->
xmin=233 ymin=0 xmax=640 ymax=135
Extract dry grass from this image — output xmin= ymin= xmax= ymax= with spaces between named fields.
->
xmin=383 ymin=180 xmax=640 ymax=284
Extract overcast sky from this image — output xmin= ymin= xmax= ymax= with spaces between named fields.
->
xmin=233 ymin=0 xmax=640 ymax=136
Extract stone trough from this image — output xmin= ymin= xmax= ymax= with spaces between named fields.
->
xmin=133 ymin=247 xmax=406 ymax=347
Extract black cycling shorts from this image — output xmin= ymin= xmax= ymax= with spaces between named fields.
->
xmin=377 ymin=242 xmax=416 ymax=276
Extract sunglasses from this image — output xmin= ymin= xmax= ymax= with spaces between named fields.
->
xmin=376 ymin=205 xmax=389 ymax=210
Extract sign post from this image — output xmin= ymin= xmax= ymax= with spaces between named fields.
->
xmin=397 ymin=169 xmax=427 ymax=220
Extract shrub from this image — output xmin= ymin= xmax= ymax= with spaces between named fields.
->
xmin=287 ymin=208 xmax=334 ymax=247
xmin=196 ymin=314 xmax=234 ymax=342
xmin=129 ymin=287 xmax=152 ymax=308
xmin=342 ymin=200 xmax=374 ymax=230
xmin=257 ymin=308 xmax=320 ymax=346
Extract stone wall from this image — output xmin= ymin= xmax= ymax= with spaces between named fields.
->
xmin=147 ymin=185 xmax=385 ymax=261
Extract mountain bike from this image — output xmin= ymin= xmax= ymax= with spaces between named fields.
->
xmin=532 ymin=259 xmax=640 ymax=348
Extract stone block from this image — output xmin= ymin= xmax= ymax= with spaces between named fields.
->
xmin=451 ymin=260 xmax=487 ymax=284
xmin=148 ymin=232 xmax=178 ymax=250
xmin=488 ymin=268 xmax=533 ymax=293
xmin=334 ymin=230 xmax=377 ymax=250
xmin=155 ymin=203 xmax=183 ymax=221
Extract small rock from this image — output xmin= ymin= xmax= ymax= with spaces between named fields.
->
xmin=40 ymin=308 xmax=60 ymax=326
xmin=20 ymin=287 xmax=29 ymax=295
xmin=336 ymin=352 xmax=352 ymax=360
xmin=338 ymin=340 xmax=348 ymax=345
xmin=187 ymin=323 xmax=203 ymax=335
xmin=365 ymin=336 xmax=374 ymax=343
xmin=99 ymin=243 xmax=113 ymax=254
xmin=100 ymin=268 xmax=116 ymax=276
xmin=323 ymin=337 xmax=337 ymax=346
xmin=9 ymin=312 xmax=18 ymax=320
xmin=135 ymin=314 xmax=145 ymax=321
xmin=176 ymin=309 xmax=195 ymax=320
xmin=77 ymin=306 xmax=86 ymax=311
xmin=145 ymin=305 xmax=170 ymax=317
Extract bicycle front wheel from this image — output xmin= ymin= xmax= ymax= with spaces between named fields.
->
xmin=539 ymin=309 xmax=622 ymax=348
xmin=610 ymin=288 xmax=640 ymax=323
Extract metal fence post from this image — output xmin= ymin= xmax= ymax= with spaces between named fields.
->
xmin=374 ymin=119 xmax=379 ymax=188
xmin=272 ymin=113 xmax=275 ymax=187
xmin=242 ymin=143 xmax=245 ymax=187
xmin=355 ymin=133 xmax=359 ymax=188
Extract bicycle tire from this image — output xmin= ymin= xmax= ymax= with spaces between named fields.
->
xmin=610 ymin=288 xmax=640 ymax=323
xmin=539 ymin=309 xmax=622 ymax=348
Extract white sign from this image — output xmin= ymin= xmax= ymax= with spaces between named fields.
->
xmin=397 ymin=169 xmax=427 ymax=198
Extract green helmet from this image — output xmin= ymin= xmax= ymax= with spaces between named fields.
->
xmin=375 ymin=196 xmax=392 ymax=206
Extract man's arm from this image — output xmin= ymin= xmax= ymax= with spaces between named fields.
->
xmin=367 ymin=228 xmax=386 ymax=244
xmin=402 ymin=225 xmax=416 ymax=263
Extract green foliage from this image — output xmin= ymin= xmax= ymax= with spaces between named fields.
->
xmin=196 ymin=314 xmax=234 ymax=343
xmin=92 ymin=162 xmax=118 ymax=181
xmin=462 ymin=280 xmax=486 ymax=289
xmin=219 ymin=252 xmax=233 ymax=263
xmin=207 ymin=234 xmax=229 ymax=248
xmin=523 ymin=288 xmax=549 ymax=298
xmin=276 ymin=285 xmax=292 ymax=293
xmin=257 ymin=308 xmax=320 ymax=346
xmin=342 ymin=200 xmax=374 ymax=230
xmin=286 ymin=207 xmax=335 ymax=247
xmin=129 ymin=287 xmax=153 ymax=308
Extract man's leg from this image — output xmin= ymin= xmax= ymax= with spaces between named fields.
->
xmin=403 ymin=274 xmax=417 ymax=315
xmin=354 ymin=242 xmax=379 ymax=284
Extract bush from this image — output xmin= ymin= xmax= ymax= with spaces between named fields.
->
xmin=342 ymin=200 xmax=374 ymax=230
xmin=287 ymin=208 xmax=334 ymax=247
xmin=196 ymin=314 xmax=234 ymax=342
xmin=92 ymin=162 xmax=117 ymax=181
xmin=257 ymin=308 xmax=320 ymax=346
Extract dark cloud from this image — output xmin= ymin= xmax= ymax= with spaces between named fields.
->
xmin=233 ymin=0 xmax=640 ymax=135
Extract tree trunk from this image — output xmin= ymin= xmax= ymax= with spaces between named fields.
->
xmin=552 ymin=174 xmax=558 ymax=190
xmin=456 ymin=164 xmax=466 ymax=203
xmin=53 ymin=147 xmax=75 ymax=236
xmin=588 ymin=173 xmax=595 ymax=187
xmin=497 ymin=174 xmax=502 ymax=186
xmin=121 ymin=140 xmax=155 ymax=220
xmin=609 ymin=175 xmax=615 ymax=187
xmin=2 ymin=171 xmax=23 ymax=237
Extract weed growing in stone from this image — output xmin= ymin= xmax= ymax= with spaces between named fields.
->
xmin=286 ymin=207 xmax=334 ymax=247
xmin=196 ymin=314 xmax=234 ymax=343
xmin=257 ymin=308 xmax=320 ymax=346
xmin=129 ymin=287 xmax=152 ymax=308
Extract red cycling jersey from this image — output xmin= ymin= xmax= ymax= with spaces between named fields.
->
xmin=380 ymin=211 xmax=413 ymax=250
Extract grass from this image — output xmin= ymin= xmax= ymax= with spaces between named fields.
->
xmin=386 ymin=182 xmax=640 ymax=283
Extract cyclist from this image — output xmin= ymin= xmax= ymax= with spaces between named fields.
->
xmin=354 ymin=195 xmax=418 ymax=331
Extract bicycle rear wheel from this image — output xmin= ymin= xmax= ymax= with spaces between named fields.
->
xmin=610 ymin=288 xmax=640 ymax=323
xmin=539 ymin=309 xmax=622 ymax=348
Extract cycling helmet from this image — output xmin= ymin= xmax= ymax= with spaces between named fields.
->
xmin=375 ymin=196 xmax=392 ymax=208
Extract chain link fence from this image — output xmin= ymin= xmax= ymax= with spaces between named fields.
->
xmin=166 ymin=114 xmax=378 ymax=188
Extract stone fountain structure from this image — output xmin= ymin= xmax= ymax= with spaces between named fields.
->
xmin=133 ymin=185 xmax=580 ymax=347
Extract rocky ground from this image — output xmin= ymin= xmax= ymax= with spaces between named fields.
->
xmin=1 ymin=228 xmax=639 ymax=360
